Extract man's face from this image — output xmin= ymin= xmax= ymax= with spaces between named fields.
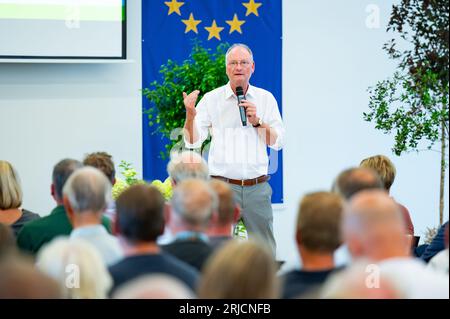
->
xmin=226 ymin=46 xmax=255 ymax=89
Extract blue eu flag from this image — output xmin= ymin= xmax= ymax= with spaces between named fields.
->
xmin=142 ymin=0 xmax=283 ymax=203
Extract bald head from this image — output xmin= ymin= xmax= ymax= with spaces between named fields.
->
xmin=334 ymin=167 xmax=384 ymax=200
xmin=171 ymin=179 xmax=217 ymax=228
xmin=342 ymin=189 xmax=408 ymax=261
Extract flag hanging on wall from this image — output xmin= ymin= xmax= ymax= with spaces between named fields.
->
xmin=142 ymin=0 xmax=283 ymax=203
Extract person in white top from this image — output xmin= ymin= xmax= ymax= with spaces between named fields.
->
xmin=63 ymin=166 xmax=123 ymax=266
xmin=342 ymin=189 xmax=448 ymax=299
xmin=183 ymin=43 xmax=285 ymax=255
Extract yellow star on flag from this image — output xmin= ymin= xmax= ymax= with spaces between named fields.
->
xmin=182 ymin=13 xmax=202 ymax=34
xmin=226 ymin=14 xmax=245 ymax=34
xmin=164 ymin=0 xmax=184 ymax=16
xmin=205 ymin=20 xmax=224 ymax=40
xmin=242 ymin=0 xmax=262 ymax=16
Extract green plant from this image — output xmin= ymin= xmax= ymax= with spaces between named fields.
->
xmin=143 ymin=41 xmax=230 ymax=159
xmin=112 ymin=161 xmax=172 ymax=201
xmin=365 ymin=0 xmax=449 ymax=225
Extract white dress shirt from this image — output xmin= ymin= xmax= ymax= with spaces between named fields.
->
xmin=185 ymin=83 xmax=285 ymax=179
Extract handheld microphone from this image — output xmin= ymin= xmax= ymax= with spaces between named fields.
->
xmin=236 ymin=86 xmax=247 ymax=126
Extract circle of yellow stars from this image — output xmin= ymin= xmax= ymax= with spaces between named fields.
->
xmin=164 ymin=0 xmax=262 ymax=40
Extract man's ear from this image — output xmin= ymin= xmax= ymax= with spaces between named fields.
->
xmin=51 ymin=184 xmax=56 ymax=199
xmin=63 ymin=196 xmax=74 ymax=225
xmin=112 ymin=177 xmax=116 ymax=186
xmin=296 ymin=229 xmax=302 ymax=247
xmin=113 ymin=213 xmax=120 ymax=236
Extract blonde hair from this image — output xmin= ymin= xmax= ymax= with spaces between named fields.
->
xmin=360 ymin=155 xmax=396 ymax=191
xmin=36 ymin=237 xmax=112 ymax=299
xmin=0 ymin=160 xmax=22 ymax=210
xmin=198 ymin=240 xmax=279 ymax=299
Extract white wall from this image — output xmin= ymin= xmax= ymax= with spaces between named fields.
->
xmin=0 ymin=1 xmax=142 ymax=215
xmin=277 ymin=0 xmax=449 ymax=264
xmin=0 ymin=0 xmax=447 ymax=264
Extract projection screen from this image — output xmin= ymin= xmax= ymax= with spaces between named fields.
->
xmin=0 ymin=0 xmax=126 ymax=59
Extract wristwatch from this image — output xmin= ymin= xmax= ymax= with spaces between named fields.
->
xmin=253 ymin=118 xmax=263 ymax=127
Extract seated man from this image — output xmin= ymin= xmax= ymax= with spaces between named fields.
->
xmin=108 ymin=184 xmax=198 ymax=295
xmin=17 ymin=159 xmax=111 ymax=255
xmin=162 ymin=179 xmax=217 ymax=271
xmin=281 ymin=192 xmax=344 ymax=298
xmin=207 ymin=179 xmax=240 ymax=250
xmin=63 ymin=166 xmax=123 ymax=266
xmin=342 ymin=190 xmax=448 ymax=298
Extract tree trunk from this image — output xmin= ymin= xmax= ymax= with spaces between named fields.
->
xmin=439 ymin=118 xmax=446 ymax=226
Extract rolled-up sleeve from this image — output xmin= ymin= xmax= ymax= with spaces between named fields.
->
xmin=265 ymin=93 xmax=285 ymax=151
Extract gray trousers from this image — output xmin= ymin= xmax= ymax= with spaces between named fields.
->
xmin=229 ymin=182 xmax=276 ymax=256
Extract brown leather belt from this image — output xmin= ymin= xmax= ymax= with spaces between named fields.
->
xmin=211 ymin=175 xmax=269 ymax=186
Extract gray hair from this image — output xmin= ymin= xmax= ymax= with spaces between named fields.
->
xmin=52 ymin=159 xmax=83 ymax=201
xmin=170 ymin=179 xmax=218 ymax=227
xmin=62 ymin=166 xmax=111 ymax=213
xmin=225 ymin=43 xmax=254 ymax=65
xmin=167 ymin=151 xmax=209 ymax=184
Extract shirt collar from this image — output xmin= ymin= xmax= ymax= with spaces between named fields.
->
xmin=71 ymin=224 xmax=107 ymax=237
xmin=174 ymin=231 xmax=209 ymax=243
xmin=224 ymin=82 xmax=254 ymax=100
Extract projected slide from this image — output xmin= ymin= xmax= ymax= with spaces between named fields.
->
xmin=0 ymin=0 xmax=126 ymax=59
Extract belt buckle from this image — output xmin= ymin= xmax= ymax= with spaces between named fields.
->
xmin=241 ymin=179 xmax=245 ymax=187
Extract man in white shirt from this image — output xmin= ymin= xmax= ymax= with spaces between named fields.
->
xmin=63 ymin=167 xmax=123 ymax=266
xmin=183 ymin=43 xmax=285 ymax=255
xmin=342 ymin=189 xmax=448 ymax=299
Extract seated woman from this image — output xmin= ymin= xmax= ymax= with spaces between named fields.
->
xmin=0 ymin=160 xmax=40 ymax=237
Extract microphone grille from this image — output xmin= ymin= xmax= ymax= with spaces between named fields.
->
xmin=236 ymin=86 xmax=244 ymax=96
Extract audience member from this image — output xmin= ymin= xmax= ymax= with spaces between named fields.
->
xmin=0 ymin=254 xmax=62 ymax=299
xmin=82 ymin=151 xmax=117 ymax=221
xmin=333 ymin=167 xmax=383 ymax=200
xmin=113 ymin=274 xmax=195 ymax=299
xmin=162 ymin=179 xmax=217 ymax=271
xmin=427 ymin=223 xmax=449 ymax=275
xmin=281 ymin=192 xmax=344 ymax=298
xmin=360 ymin=155 xmax=414 ymax=235
xmin=342 ymin=189 xmax=449 ymax=298
xmin=198 ymin=239 xmax=280 ymax=299
xmin=207 ymin=179 xmax=240 ymax=249
xmin=17 ymin=159 xmax=111 ymax=255
xmin=36 ymin=237 xmax=112 ymax=298
xmin=0 ymin=222 xmax=16 ymax=258
xmin=0 ymin=160 xmax=40 ymax=236
xmin=320 ymin=261 xmax=403 ymax=299
xmin=167 ymin=150 xmax=209 ymax=186
xmin=63 ymin=166 xmax=123 ymax=266
xmin=108 ymin=184 xmax=198 ymax=295
xmin=158 ymin=150 xmax=210 ymax=245
xmin=420 ymin=221 xmax=449 ymax=262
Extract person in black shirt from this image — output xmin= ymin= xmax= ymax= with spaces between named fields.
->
xmin=281 ymin=192 xmax=344 ymax=298
xmin=108 ymin=185 xmax=199 ymax=295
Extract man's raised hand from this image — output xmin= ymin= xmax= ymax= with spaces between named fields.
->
xmin=183 ymin=90 xmax=200 ymax=120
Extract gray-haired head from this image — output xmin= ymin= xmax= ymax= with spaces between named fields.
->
xmin=62 ymin=166 xmax=111 ymax=213
xmin=225 ymin=43 xmax=254 ymax=65
xmin=170 ymin=179 xmax=218 ymax=228
xmin=52 ymin=159 xmax=83 ymax=201
xmin=167 ymin=151 xmax=209 ymax=184
xmin=333 ymin=167 xmax=383 ymax=200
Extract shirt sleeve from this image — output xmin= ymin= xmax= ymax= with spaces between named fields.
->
xmin=184 ymin=93 xmax=211 ymax=149
xmin=264 ymin=92 xmax=285 ymax=151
